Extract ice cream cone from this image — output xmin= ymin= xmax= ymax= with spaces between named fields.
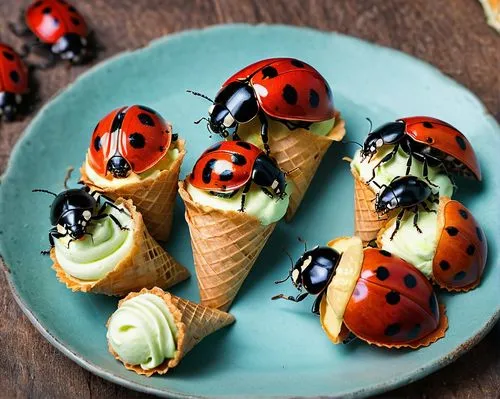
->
xmin=108 ymin=287 xmax=235 ymax=376
xmin=267 ymin=111 xmax=346 ymax=221
xmin=178 ymin=181 xmax=276 ymax=311
xmin=51 ymin=199 xmax=190 ymax=296
xmin=80 ymin=140 xmax=186 ymax=242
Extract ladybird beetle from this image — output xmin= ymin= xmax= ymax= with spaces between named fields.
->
xmin=88 ymin=105 xmax=173 ymax=178
xmin=361 ymin=116 xmax=482 ymax=182
xmin=9 ymin=0 xmax=92 ymax=66
xmin=0 ymin=43 xmax=29 ymax=121
xmin=274 ymin=236 xmax=447 ymax=348
xmin=189 ymin=141 xmax=287 ymax=211
xmin=189 ymin=58 xmax=335 ymax=154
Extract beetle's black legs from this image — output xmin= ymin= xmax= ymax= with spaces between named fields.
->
xmin=260 ymin=187 xmax=274 ymax=199
xmin=422 ymin=158 xmax=439 ymax=187
xmin=271 ymin=292 xmax=309 ymax=303
xmin=312 ymin=292 xmax=324 ymax=315
xmin=8 ymin=10 xmax=31 ymax=37
xmin=420 ymin=201 xmax=438 ymax=214
xmin=390 ymin=209 xmax=406 ymax=240
xmin=342 ymin=333 xmax=358 ymax=345
xmin=41 ymin=228 xmax=66 ymax=255
xmin=412 ymin=206 xmax=422 ymax=234
xmin=367 ymin=144 xmax=399 ymax=184
xmin=258 ymin=111 xmax=271 ymax=155
xmin=239 ymin=181 xmax=252 ymax=212
xmin=107 ymin=214 xmax=129 ymax=231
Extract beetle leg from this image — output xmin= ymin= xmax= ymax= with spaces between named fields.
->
xmin=312 ymin=291 xmax=324 ymax=315
xmin=103 ymin=199 xmax=128 ymax=215
xmin=8 ymin=10 xmax=31 ymax=37
xmin=239 ymin=181 xmax=252 ymax=212
xmin=260 ymin=187 xmax=274 ymax=199
xmin=258 ymin=111 xmax=270 ymax=155
xmin=420 ymin=201 xmax=437 ymax=214
xmin=412 ymin=206 xmax=422 ymax=234
xmin=342 ymin=333 xmax=358 ymax=345
xmin=421 ymin=157 xmax=439 ymax=187
xmin=27 ymin=43 xmax=56 ymax=70
xmin=41 ymin=228 xmax=64 ymax=255
xmin=390 ymin=209 xmax=406 ymax=240
xmin=107 ymin=213 xmax=129 ymax=231
xmin=271 ymin=292 xmax=309 ymax=303
xmin=366 ymin=144 xmax=399 ymax=184
xmin=405 ymin=145 xmax=413 ymax=175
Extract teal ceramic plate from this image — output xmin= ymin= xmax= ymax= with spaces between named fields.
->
xmin=0 ymin=25 xmax=499 ymax=398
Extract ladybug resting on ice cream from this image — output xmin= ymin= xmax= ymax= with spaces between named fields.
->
xmin=88 ymin=105 xmax=174 ymax=178
xmin=273 ymin=236 xmax=448 ymax=348
xmin=189 ymin=58 xmax=335 ymax=154
xmin=189 ymin=141 xmax=286 ymax=211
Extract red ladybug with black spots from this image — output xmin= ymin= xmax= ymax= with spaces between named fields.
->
xmin=189 ymin=58 xmax=335 ymax=154
xmin=9 ymin=0 xmax=93 ymax=67
xmin=189 ymin=141 xmax=286 ymax=211
xmin=88 ymin=105 xmax=174 ymax=178
xmin=361 ymin=116 xmax=482 ymax=183
xmin=273 ymin=237 xmax=447 ymax=348
xmin=0 ymin=43 xmax=30 ymax=121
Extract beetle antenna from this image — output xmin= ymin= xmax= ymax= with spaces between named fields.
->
xmin=186 ymin=90 xmax=214 ymax=103
xmin=194 ymin=117 xmax=209 ymax=125
xmin=297 ymin=236 xmax=307 ymax=252
xmin=366 ymin=117 xmax=373 ymax=133
xmin=63 ymin=166 xmax=74 ymax=189
xmin=342 ymin=140 xmax=363 ymax=149
xmin=274 ymin=249 xmax=294 ymax=284
xmin=32 ymin=189 xmax=57 ymax=197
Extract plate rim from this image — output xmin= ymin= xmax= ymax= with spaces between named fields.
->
xmin=1 ymin=23 xmax=499 ymax=399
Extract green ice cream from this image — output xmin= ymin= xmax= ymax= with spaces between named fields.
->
xmin=107 ymin=293 xmax=178 ymax=370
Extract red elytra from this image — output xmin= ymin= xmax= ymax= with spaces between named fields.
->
xmin=0 ymin=43 xmax=29 ymax=94
xmin=25 ymin=0 xmax=88 ymax=44
xmin=399 ymin=116 xmax=481 ymax=180
xmin=189 ymin=141 xmax=263 ymax=192
xmin=88 ymin=105 xmax=172 ymax=177
xmin=343 ymin=248 xmax=442 ymax=347
xmin=222 ymin=57 xmax=335 ymax=122
xmin=432 ymin=198 xmax=487 ymax=291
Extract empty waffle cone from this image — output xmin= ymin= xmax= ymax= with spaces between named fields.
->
xmin=108 ymin=287 xmax=235 ymax=376
xmin=268 ymin=111 xmax=346 ymax=221
xmin=178 ymin=181 xmax=276 ymax=311
xmin=80 ymin=140 xmax=186 ymax=242
xmin=51 ymin=199 xmax=190 ymax=296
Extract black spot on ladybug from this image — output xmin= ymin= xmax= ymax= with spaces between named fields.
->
xmin=261 ymin=66 xmax=278 ymax=79
xmin=466 ymin=244 xmax=476 ymax=256
xmin=71 ymin=17 xmax=80 ymax=26
xmin=407 ymin=324 xmax=421 ymax=340
xmin=236 ymin=141 xmax=252 ymax=150
xmin=476 ymin=227 xmax=483 ymax=242
xmin=445 ymin=226 xmax=459 ymax=236
xmin=379 ymin=250 xmax=392 ymax=257
xmin=9 ymin=71 xmax=19 ymax=83
xmin=426 ymin=137 xmax=434 ymax=144
xmin=129 ymin=133 xmax=145 ymax=149
xmin=385 ymin=291 xmax=400 ymax=305
xmin=454 ymin=271 xmax=467 ymax=281
xmin=439 ymin=260 xmax=450 ymax=271
xmin=455 ymin=136 xmax=467 ymax=150
xmin=231 ymin=154 xmax=247 ymax=166
xmin=111 ymin=111 xmax=126 ymax=132
xmin=52 ymin=17 xmax=60 ymax=26
xmin=423 ymin=121 xmax=433 ymax=128
xmin=459 ymin=209 xmax=468 ymax=219
xmin=159 ymin=146 xmax=165 ymax=152
xmin=138 ymin=105 xmax=157 ymax=114
xmin=42 ymin=7 xmax=52 ymax=14
xmin=282 ymin=84 xmax=298 ymax=105
xmin=375 ymin=266 xmax=389 ymax=281
xmin=384 ymin=323 xmax=401 ymax=337
xmin=68 ymin=5 xmax=77 ymax=12
xmin=404 ymin=274 xmax=417 ymax=288
xmin=3 ymin=51 xmax=14 ymax=61
xmin=202 ymin=159 xmax=217 ymax=184
xmin=219 ymin=169 xmax=234 ymax=181
xmin=93 ymin=136 xmax=101 ymax=151
xmin=290 ymin=59 xmax=305 ymax=68
xmin=138 ymin=113 xmax=155 ymax=127
xmin=429 ymin=294 xmax=438 ymax=316
xmin=309 ymin=89 xmax=320 ymax=108
xmin=171 ymin=133 xmax=178 ymax=141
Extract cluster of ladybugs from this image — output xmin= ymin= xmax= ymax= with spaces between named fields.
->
xmin=1 ymin=0 xmax=94 ymax=121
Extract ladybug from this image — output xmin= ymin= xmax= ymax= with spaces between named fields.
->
xmin=0 ymin=43 xmax=30 ymax=121
xmin=274 ymin=236 xmax=448 ymax=348
xmin=375 ymin=176 xmax=439 ymax=239
xmin=189 ymin=141 xmax=287 ymax=211
xmin=88 ymin=105 xmax=173 ymax=178
xmin=33 ymin=186 xmax=128 ymax=255
xmin=9 ymin=0 xmax=92 ymax=66
xmin=361 ymin=116 xmax=482 ymax=183
xmin=189 ymin=58 xmax=335 ymax=154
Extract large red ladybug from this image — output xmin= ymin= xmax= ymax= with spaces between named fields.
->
xmin=189 ymin=141 xmax=286 ymax=211
xmin=88 ymin=105 xmax=173 ymax=178
xmin=273 ymin=237 xmax=447 ymax=348
xmin=9 ymin=0 xmax=91 ymax=66
xmin=189 ymin=58 xmax=335 ymax=154
xmin=361 ymin=116 xmax=482 ymax=182
xmin=0 ymin=43 xmax=29 ymax=121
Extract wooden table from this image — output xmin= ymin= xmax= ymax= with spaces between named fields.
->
xmin=0 ymin=1 xmax=499 ymax=397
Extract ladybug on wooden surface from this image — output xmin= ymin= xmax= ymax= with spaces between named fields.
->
xmin=361 ymin=116 xmax=482 ymax=183
xmin=33 ymin=186 xmax=128 ymax=254
xmin=189 ymin=141 xmax=287 ymax=212
xmin=9 ymin=0 xmax=93 ymax=67
xmin=189 ymin=58 xmax=335 ymax=154
xmin=0 ymin=43 xmax=30 ymax=121
xmin=88 ymin=105 xmax=174 ymax=178
xmin=274 ymin=236 xmax=448 ymax=348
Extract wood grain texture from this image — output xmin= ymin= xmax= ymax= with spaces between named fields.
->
xmin=0 ymin=0 xmax=499 ymax=397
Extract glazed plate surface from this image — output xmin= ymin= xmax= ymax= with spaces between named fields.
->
xmin=0 ymin=25 xmax=499 ymax=398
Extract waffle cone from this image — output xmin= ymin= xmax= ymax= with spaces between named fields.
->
xmin=51 ymin=199 xmax=190 ymax=296
xmin=178 ymin=181 xmax=276 ymax=311
xmin=108 ymin=287 xmax=235 ymax=376
xmin=268 ymin=111 xmax=346 ymax=221
xmin=80 ymin=140 xmax=186 ymax=242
